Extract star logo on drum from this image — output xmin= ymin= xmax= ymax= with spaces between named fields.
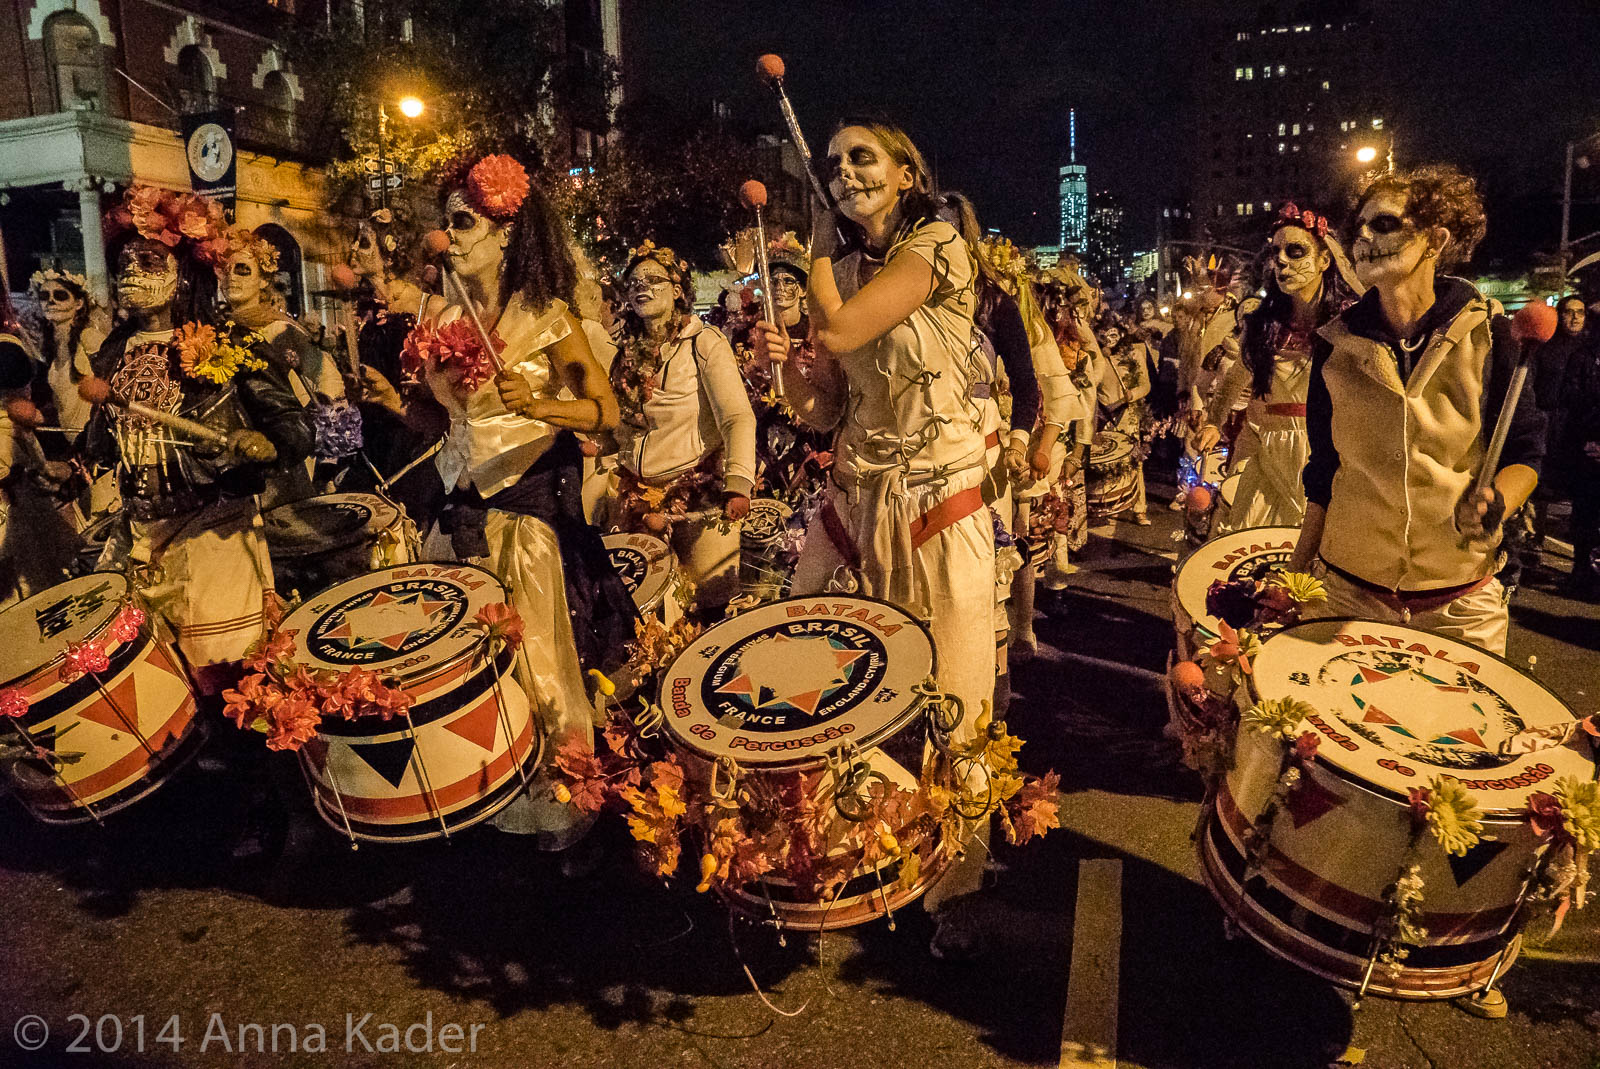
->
xmin=308 ymin=581 xmax=468 ymax=665
xmin=714 ymin=632 xmax=869 ymax=718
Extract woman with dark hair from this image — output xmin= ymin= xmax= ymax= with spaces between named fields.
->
xmin=1197 ymin=204 xmax=1355 ymax=532
xmin=595 ymin=241 xmax=755 ymax=610
xmin=1289 ymin=165 xmax=1543 ymax=656
xmin=27 ymin=267 xmax=105 ymax=451
xmin=79 ymin=188 xmax=314 ymax=692
xmin=377 ymin=154 xmax=634 ymax=854
xmin=754 ymin=119 xmax=995 ymax=953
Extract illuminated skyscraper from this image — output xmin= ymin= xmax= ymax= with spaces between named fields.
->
xmin=1059 ymin=109 xmax=1088 ymax=253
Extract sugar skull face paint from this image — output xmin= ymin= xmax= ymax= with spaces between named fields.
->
xmin=1353 ymin=190 xmax=1430 ymax=290
xmin=1269 ymin=225 xmax=1329 ymax=301
xmin=444 ymin=191 xmax=507 ymax=279
xmin=116 ymin=241 xmax=179 ymax=312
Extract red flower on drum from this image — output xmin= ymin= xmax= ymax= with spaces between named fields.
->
xmin=106 ymin=605 xmax=146 ymax=644
xmin=0 ymin=688 xmax=29 ymax=719
xmin=222 ymin=674 xmax=285 ymax=730
xmin=265 ymin=693 xmax=321 ymax=752
xmin=59 ymin=640 xmax=110 ymax=683
xmin=1406 ymin=786 xmax=1433 ymax=828
xmin=1292 ymin=731 xmax=1320 ymax=762
xmin=471 ymin=603 xmax=525 ymax=650
xmin=1526 ymin=791 xmax=1573 ymax=847
xmin=245 ymin=628 xmax=297 ymax=674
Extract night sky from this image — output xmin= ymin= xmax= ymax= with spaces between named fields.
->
xmin=627 ymin=0 xmax=1600 ymax=257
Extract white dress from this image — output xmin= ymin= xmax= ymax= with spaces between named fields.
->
xmin=1211 ymin=345 xmax=1311 ymax=533
xmin=789 ymin=222 xmax=996 ymax=747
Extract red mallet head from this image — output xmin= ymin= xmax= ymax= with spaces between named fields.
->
xmin=79 ymin=376 xmax=113 ymax=405
xmin=739 ymin=180 xmax=769 ymax=211
xmin=1511 ymin=301 xmax=1558 ymax=344
xmin=1185 ymin=485 xmax=1213 ymax=513
xmin=422 ymin=230 xmax=451 ymax=257
xmin=756 ymin=54 xmax=786 ymax=82
xmin=330 ymin=264 xmax=359 ymax=291
xmin=4 ymin=399 xmax=42 ymax=428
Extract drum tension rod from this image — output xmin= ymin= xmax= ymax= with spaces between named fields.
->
xmin=7 ymin=720 xmax=104 ymax=826
xmin=402 ymin=708 xmax=450 ymax=842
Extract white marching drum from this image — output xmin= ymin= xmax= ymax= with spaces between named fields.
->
xmin=659 ymin=594 xmax=955 ymax=930
xmin=1199 ymin=618 xmax=1595 ymax=999
xmin=1171 ymin=525 xmax=1300 ymax=662
xmin=284 ymin=563 xmax=542 ymax=843
xmin=263 ymin=493 xmax=418 ymax=598
xmin=0 ymin=573 xmax=204 ymax=823
xmin=603 ymin=531 xmax=680 ymax=624
xmin=1086 ymin=430 xmax=1139 ymax=520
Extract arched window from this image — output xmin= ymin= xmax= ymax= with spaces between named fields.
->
xmin=262 ymin=69 xmax=295 ymax=139
xmin=254 ymin=224 xmax=304 ymax=317
xmin=44 ymin=12 xmax=106 ymax=112
xmin=175 ymin=44 xmax=217 ymax=111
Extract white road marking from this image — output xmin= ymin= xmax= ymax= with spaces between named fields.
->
xmin=1061 ymin=858 xmax=1124 ymax=1069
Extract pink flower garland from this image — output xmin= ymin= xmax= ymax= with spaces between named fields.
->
xmin=401 ymin=319 xmax=505 ymax=395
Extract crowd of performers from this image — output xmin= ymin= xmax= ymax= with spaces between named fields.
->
xmin=0 ymin=122 xmax=1581 ymax=954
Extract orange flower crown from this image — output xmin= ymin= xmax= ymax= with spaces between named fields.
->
xmin=105 ymin=185 xmax=231 ymax=266
xmin=625 ymin=239 xmax=689 ymax=274
xmin=466 ymin=154 xmax=531 ymax=220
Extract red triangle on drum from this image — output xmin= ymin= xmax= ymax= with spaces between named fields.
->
xmin=76 ymin=672 xmax=141 ymax=733
xmin=785 ymin=690 xmax=826 ymax=716
xmin=1285 ymin=775 xmax=1346 ymax=829
xmin=1357 ymin=666 xmax=1392 ymax=684
xmin=444 ymin=698 xmax=501 ymax=753
xmin=1446 ymin=728 xmax=1486 ymax=748
xmin=1362 ymin=706 xmax=1399 ymax=726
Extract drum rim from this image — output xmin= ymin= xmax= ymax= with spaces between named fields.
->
xmin=658 ymin=592 xmax=939 ymax=767
xmin=0 ymin=573 xmax=134 ymax=691
xmin=263 ymin=493 xmax=404 ymax=559
xmin=601 ymin=532 xmax=675 ymax=615
xmin=278 ymin=561 xmax=505 ymax=689
xmin=1254 ymin=615 xmax=1588 ymax=815
xmin=1174 ymin=523 xmax=1302 ymax=639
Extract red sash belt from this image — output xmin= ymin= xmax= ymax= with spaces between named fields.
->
xmin=820 ymin=485 xmax=987 ymax=566
xmin=984 ymin=430 xmax=1000 ymax=449
xmin=1266 ymin=403 xmax=1307 ymax=417
xmin=1322 ymin=558 xmax=1495 ymax=614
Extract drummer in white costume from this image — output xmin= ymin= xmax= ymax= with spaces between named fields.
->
xmin=405 ymin=155 xmax=637 ymax=852
xmin=754 ymin=120 xmax=996 ymax=953
xmin=1197 ymin=204 xmax=1355 ymax=533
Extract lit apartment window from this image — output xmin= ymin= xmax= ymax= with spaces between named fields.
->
xmin=1247 ymin=203 xmax=1255 ymax=215
xmin=1236 ymin=203 xmax=1245 ymax=215
xmin=1278 ymin=122 xmax=1286 ymax=135
xmin=1292 ymin=144 xmax=1301 ymax=153
xmin=1278 ymin=65 xmax=1286 ymax=75
xmin=1278 ymin=142 xmax=1286 ymax=153
xmin=1306 ymin=123 xmax=1314 ymax=132
xmin=1236 ymin=67 xmax=1244 ymax=80
xmin=1246 ymin=67 xmax=1254 ymax=80
xmin=1372 ymin=117 xmax=1384 ymax=129
xmin=1321 ymin=80 xmax=1330 ymax=90
xmin=1263 ymin=201 xmax=1271 ymax=210
xmin=1292 ymin=123 xmax=1300 ymax=135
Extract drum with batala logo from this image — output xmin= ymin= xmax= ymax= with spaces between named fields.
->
xmin=263 ymin=493 xmax=418 ymax=599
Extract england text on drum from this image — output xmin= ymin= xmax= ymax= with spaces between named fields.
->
xmin=783 ymin=600 xmax=905 ymax=636
xmin=1210 ymin=540 xmax=1296 ymax=572
xmin=1332 ymin=632 xmax=1482 ymax=674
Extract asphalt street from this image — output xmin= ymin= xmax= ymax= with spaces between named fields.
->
xmin=0 ymin=477 xmax=1596 ymax=1069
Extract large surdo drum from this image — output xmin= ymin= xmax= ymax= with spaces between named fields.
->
xmin=1198 ymin=618 xmax=1595 ymax=999
xmin=283 ymin=563 xmax=542 ymax=843
xmin=0 ymin=573 xmax=204 ymax=823
xmin=263 ymin=493 xmax=417 ymax=599
xmin=1085 ymin=430 xmax=1139 ymax=520
xmin=659 ymin=594 xmax=954 ymax=930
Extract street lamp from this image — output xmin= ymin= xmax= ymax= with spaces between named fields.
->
xmin=376 ymin=95 xmax=426 ymax=209
xmin=1355 ymin=146 xmax=1378 ymax=165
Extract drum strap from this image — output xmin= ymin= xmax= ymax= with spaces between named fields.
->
xmin=819 ymin=496 xmax=864 ymax=572
xmin=1265 ymin=403 xmax=1307 ymax=417
xmin=1321 ymin=557 xmax=1494 ymax=614
xmin=908 ymin=486 xmax=984 ymax=550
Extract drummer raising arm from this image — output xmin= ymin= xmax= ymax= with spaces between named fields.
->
xmin=1288 ymin=166 xmax=1543 ymax=656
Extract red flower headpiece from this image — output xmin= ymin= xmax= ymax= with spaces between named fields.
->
xmin=1276 ymin=202 xmax=1329 ymax=239
xmin=466 ymin=155 xmax=531 ymax=220
xmin=105 ymin=185 xmax=232 ymax=266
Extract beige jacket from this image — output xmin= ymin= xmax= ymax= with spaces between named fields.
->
xmin=1317 ymin=290 xmax=1501 ymax=590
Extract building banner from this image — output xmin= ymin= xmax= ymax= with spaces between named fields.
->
xmin=181 ymin=110 xmax=237 ymax=217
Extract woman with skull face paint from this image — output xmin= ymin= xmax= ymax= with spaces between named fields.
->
xmin=1198 ymin=204 xmax=1356 ymax=533
xmin=25 ymin=268 xmax=107 ymax=450
xmin=79 ymin=188 xmax=315 ymax=693
xmin=597 ymin=242 xmax=756 ymax=611
xmin=753 ymin=120 xmax=996 ymax=951
xmin=390 ymin=154 xmax=634 ymax=851
xmin=1289 ymin=166 xmax=1545 ymax=656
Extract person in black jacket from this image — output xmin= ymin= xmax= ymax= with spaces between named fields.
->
xmin=81 ymin=190 xmax=313 ymax=693
xmin=1559 ymin=332 xmax=1600 ymax=598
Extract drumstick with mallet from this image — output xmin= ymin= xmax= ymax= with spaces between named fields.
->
xmin=420 ymin=230 xmax=505 ymax=373
xmin=740 ymin=180 xmax=785 ymax=395
xmin=756 ymin=54 xmax=834 ymax=210
xmin=78 ymin=377 xmax=231 ymax=446
xmin=1463 ymin=302 xmax=1558 ymax=539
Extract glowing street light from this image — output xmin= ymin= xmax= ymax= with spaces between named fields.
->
xmin=1355 ymin=145 xmax=1378 ymax=164
xmin=398 ymin=95 xmax=425 ymax=120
